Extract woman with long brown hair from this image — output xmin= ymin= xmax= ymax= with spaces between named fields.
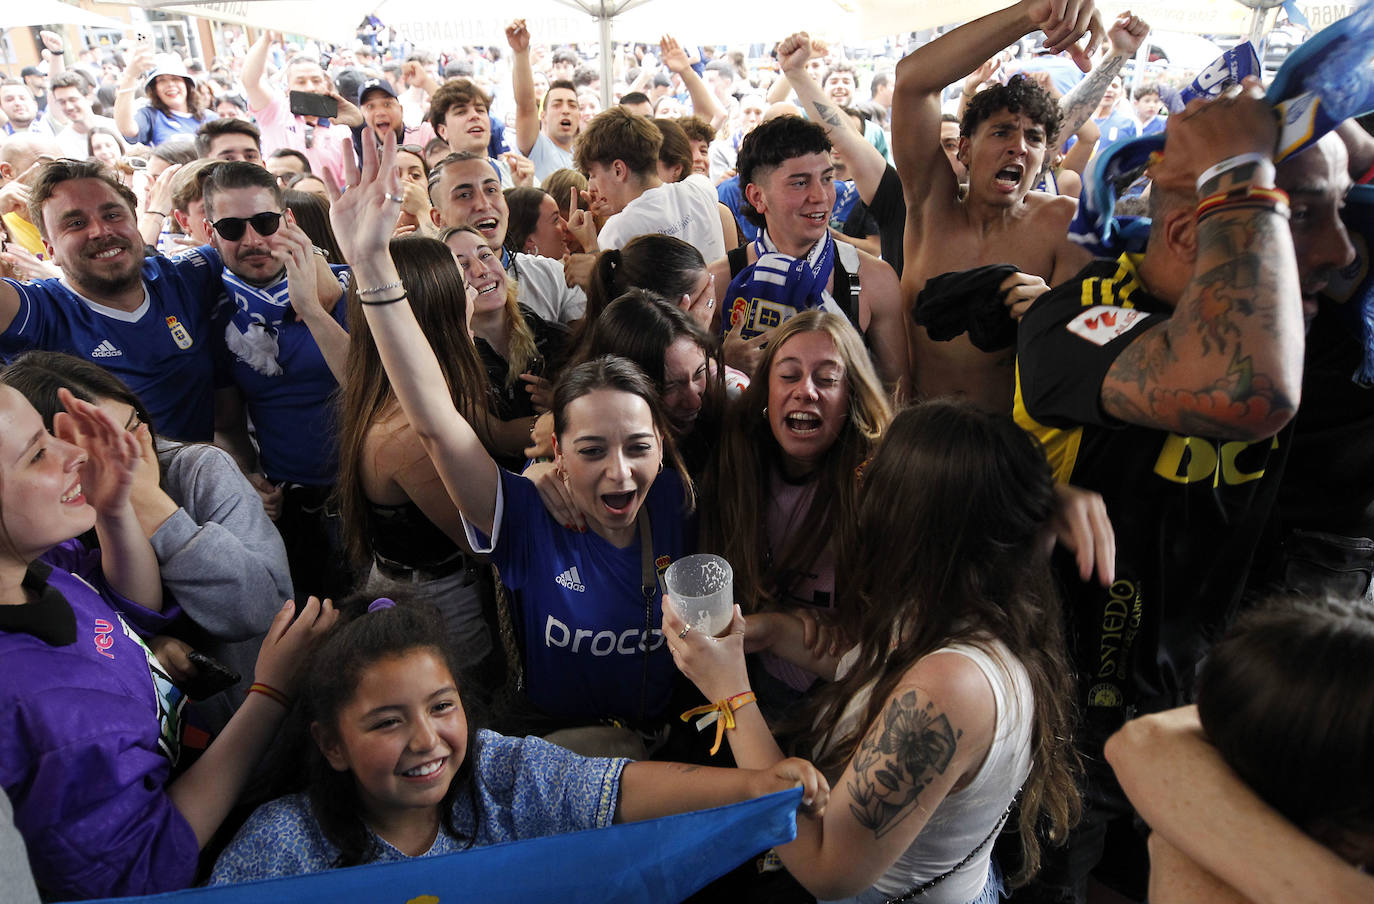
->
xmin=334 ymin=235 xmax=497 ymax=678
xmin=699 ymin=311 xmax=891 ymax=717
xmin=442 ymin=225 xmax=568 ymax=472
xmin=666 ymin=400 xmax=1082 ymax=903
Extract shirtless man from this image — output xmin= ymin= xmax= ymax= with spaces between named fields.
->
xmin=895 ymin=0 xmax=1102 ymax=410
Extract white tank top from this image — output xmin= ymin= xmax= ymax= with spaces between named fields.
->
xmin=821 ymin=638 xmax=1034 ymax=904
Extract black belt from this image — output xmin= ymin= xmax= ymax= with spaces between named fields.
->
xmin=373 ymin=551 xmax=479 ymax=585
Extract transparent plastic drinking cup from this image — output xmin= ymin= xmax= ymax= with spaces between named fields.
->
xmin=664 ymin=553 xmax=735 ymax=637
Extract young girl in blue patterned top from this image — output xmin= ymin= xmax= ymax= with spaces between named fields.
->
xmin=211 ymin=596 xmax=827 ymax=883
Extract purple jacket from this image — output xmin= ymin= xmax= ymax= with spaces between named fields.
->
xmin=0 ymin=540 xmax=199 ymax=899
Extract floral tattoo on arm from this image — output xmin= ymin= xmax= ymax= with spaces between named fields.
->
xmin=847 ymin=690 xmax=961 ymax=839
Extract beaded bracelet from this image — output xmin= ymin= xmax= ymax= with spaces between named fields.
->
xmin=247 ymin=681 xmax=292 ymax=709
xmin=358 ymin=293 xmax=409 ymax=306
xmin=356 ymin=279 xmax=404 ymax=296
xmin=681 ymin=690 xmax=758 ymax=755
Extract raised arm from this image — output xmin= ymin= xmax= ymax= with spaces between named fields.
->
xmin=1105 ymin=707 xmax=1374 ymax=904
xmin=167 ymin=596 xmax=336 ymax=846
xmin=507 ymin=20 xmax=541 ymax=158
xmin=114 ymin=44 xmax=154 ymax=142
xmin=1057 ymin=12 xmax=1149 ymax=140
xmin=329 ymin=130 xmax=501 ymax=536
xmin=54 ymin=391 xmax=161 ymax=610
xmin=274 ymin=212 xmax=349 ymax=382
xmin=1059 ymin=116 xmax=1099 ymax=175
xmin=778 ymin=33 xmax=885 ymax=203
xmin=1100 ymin=81 xmax=1302 ymax=440
xmin=241 ymin=30 xmax=277 ymax=113
xmin=661 ymin=36 xmax=726 ymax=132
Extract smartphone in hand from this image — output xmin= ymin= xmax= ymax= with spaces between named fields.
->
xmin=289 ymin=91 xmax=338 ymax=120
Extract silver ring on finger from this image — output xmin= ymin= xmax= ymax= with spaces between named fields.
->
xmin=678 ymin=625 xmax=691 ymax=639
xmin=385 ymin=192 xmax=405 ymax=203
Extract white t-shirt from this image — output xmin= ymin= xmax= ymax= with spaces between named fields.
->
xmin=597 ymin=174 xmax=725 ymax=262
xmin=527 ymin=131 xmax=574 ymax=182
xmin=55 ymin=117 xmax=123 ymax=159
xmin=507 ymin=252 xmax=586 ymax=324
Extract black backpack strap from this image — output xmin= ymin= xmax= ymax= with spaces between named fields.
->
xmin=727 ymin=244 xmax=750 ymax=279
xmin=832 ymin=246 xmax=862 ymax=332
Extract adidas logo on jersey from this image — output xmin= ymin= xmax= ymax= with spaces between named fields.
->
xmin=91 ymin=340 xmax=122 ymax=358
xmin=554 ymin=566 xmax=586 ymax=592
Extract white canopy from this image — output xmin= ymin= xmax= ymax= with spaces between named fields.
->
xmin=115 ymin=0 xmax=1272 ymax=49
xmin=7 ymin=0 xmax=128 ymax=29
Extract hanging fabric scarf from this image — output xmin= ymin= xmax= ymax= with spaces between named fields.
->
xmin=723 ymin=229 xmax=842 ymax=340
xmin=222 ymin=268 xmax=292 ymax=377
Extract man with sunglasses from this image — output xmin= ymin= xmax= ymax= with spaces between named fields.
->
xmin=201 ymin=161 xmax=353 ymax=601
xmin=0 ymin=158 xmax=224 ymax=441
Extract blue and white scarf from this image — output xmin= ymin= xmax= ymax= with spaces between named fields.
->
xmin=222 ymin=268 xmax=292 ymax=377
xmin=724 ymin=230 xmax=842 ymax=340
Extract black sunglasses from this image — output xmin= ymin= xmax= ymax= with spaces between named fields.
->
xmin=211 ymin=211 xmax=283 ymax=241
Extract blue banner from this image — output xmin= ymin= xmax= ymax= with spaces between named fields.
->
xmin=1268 ymin=1 xmax=1374 ymax=162
xmin=87 ymin=788 xmax=803 ymax=904
xmin=1171 ymin=42 xmax=1261 ymax=113
xmin=1071 ymin=3 xmax=1374 ymax=258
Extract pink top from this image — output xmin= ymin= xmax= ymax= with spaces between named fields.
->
xmin=759 ymin=468 xmax=836 ymax=692
xmin=251 ymin=94 xmax=353 ymax=190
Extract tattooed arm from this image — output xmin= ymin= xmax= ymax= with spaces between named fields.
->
xmin=1058 ymin=12 xmax=1149 ymax=141
xmin=1100 ymin=81 xmax=1303 ymax=440
xmin=785 ymin=652 xmax=997 ymax=899
xmin=662 ymin=604 xmax=999 ymax=898
xmin=779 ymin=32 xmax=887 ymax=203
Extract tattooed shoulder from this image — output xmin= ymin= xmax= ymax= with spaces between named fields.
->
xmin=846 ymin=689 xmax=961 ymax=839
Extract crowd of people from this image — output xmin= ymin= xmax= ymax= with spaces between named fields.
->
xmin=1 ymin=0 xmax=1373 ymax=902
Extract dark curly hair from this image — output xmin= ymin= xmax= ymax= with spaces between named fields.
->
xmin=961 ymin=74 xmax=1063 ymax=148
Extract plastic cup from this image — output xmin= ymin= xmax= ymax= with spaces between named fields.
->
xmin=664 ymin=553 xmax=734 ymax=637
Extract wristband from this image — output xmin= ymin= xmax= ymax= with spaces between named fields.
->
xmin=1196 ymin=152 xmax=1272 ymax=194
xmin=680 ymin=690 xmax=757 ymax=755
xmin=118 ymin=86 xmax=137 ymax=95
xmin=143 ymin=210 xmax=167 ymax=218
xmin=358 ymin=292 xmax=408 ymax=306
xmin=247 ymin=681 xmax=292 ymax=709
xmin=1197 ymin=184 xmax=1290 ymax=221
xmin=357 ymin=279 xmax=404 ymax=296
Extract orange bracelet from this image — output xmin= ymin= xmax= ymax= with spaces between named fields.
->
xmin=247 ymin=682 xmax=292 ymax=709
xmin=680 ymin=691 xmax=757 ymax=755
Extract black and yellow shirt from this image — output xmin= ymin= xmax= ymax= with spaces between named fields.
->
xmin=1015 ymin=253 xmax=1290 ymax=739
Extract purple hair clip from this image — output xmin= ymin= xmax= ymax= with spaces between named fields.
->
xmin=367 ymin=598 xmax=396 ymax=614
